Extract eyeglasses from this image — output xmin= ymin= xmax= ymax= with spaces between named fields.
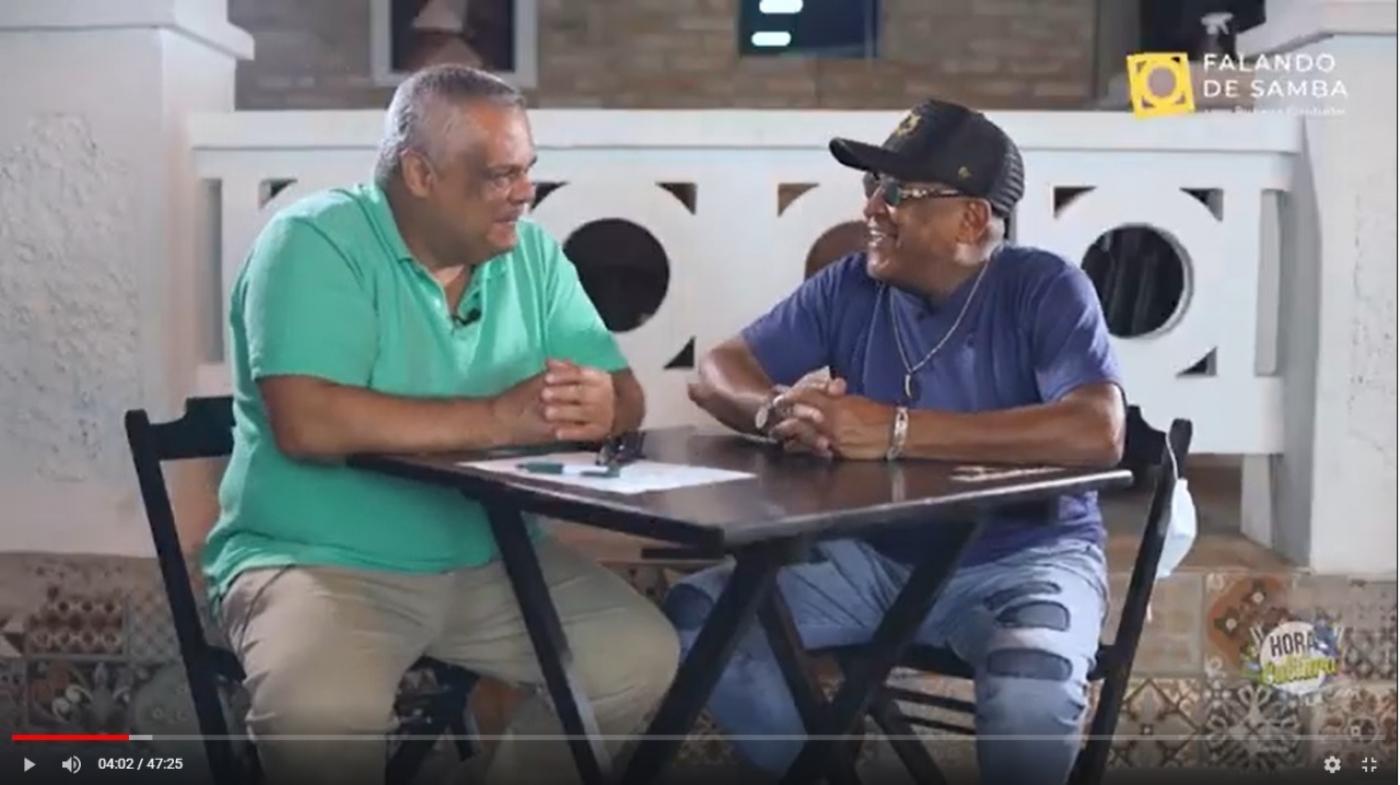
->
xmin=592 ymin=431 xmax=646 ymax=476
xmin=862 ymin=172 xmax=965 ymax=207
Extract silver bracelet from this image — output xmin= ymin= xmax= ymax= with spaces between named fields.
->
xmin=886 ymin=406 xmax=910 ymax=461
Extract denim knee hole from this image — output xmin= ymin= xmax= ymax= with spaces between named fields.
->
xmin=985 ymin=648 xmax=1073 ymax=681
xmin=983 ymin=580 xmax=1061 ymax=611
xmin=995 ymin=600 xmax=1071 ymax=631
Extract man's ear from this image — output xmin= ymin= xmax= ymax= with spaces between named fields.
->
xmin=959 ymin=199 xmax=993 ymax=245
xmin=400 ymin=150 xmax=435 ymax=199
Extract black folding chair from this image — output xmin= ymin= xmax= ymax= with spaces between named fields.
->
xmin=850 ymin=406 xmax=1193 ymax=785
xmin=124 ymin=396 xmax=481 ymax=785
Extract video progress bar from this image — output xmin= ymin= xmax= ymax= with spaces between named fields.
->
xmin=11 ymin=734 xmax=154 ymax=742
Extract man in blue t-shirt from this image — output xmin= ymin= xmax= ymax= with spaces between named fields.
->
xmin=671 ymin=99 xmax=1126 ymax=785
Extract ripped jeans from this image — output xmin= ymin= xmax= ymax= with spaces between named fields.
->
xmin=664 ymin=538 xmax=1108 ymax=785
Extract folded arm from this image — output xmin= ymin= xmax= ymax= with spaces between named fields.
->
xmin=775 ymin=380 xmax=1124 ymax=466
xmin=262 ymin=364 xmax=643 ymax=461
xmin=259 ymin=374 xmax=533 ymax=460
xmin=777 ymin=259 xmax=1125 ymax=465
xmin=900 ymin=382 xmax=1125 ymax=466
xmin=686 ymin=336 xmax=779 ymax=435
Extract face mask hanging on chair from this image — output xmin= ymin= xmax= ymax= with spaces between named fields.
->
xmin=1156 ymin=439 xmax=1197 ymax=579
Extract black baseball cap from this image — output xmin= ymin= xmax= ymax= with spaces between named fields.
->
xmin=829 ymin=99 xmax=1024 ymax=217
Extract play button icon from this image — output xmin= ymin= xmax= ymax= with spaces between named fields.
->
xmin=23 ymin=758 xmax=35 ymax=772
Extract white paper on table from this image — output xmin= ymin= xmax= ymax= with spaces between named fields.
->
xmin=459 ymin=451 xmax=754 ymax=495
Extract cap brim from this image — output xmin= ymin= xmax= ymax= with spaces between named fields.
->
xmin=829 ymin=138 xmax=924 ymax=180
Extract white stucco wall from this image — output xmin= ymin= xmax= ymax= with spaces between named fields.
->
xmin=1240 ymin=0 xmax=1398 ymax=574
xmin=1293 ymin=34 xmax=1398 ymax=574
xmin=0 ymin=2 xmax=250 ymax=556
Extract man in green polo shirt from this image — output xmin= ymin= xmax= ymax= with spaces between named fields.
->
xmin=206 ymin=65 xmax=678 ymax=785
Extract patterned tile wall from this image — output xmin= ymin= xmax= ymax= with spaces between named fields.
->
xmin=1110 ymin=678 xmax=1203 ymax=769
xmin=26 ymin=660 xmax=157 ymax=733
xmin=0 ymin=552 xmax=1394 ymax=780
xmin=1202 ymin=678 xmax=1304 ymax=770
xmin=1 ymin=658 xmax=24 ymax=728
xmin=1306 ymin=683 xmax=1398 ymax=773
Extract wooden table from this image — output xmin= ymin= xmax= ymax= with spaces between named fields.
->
xmin=350 ymin=427 xmax=1132 ymax=784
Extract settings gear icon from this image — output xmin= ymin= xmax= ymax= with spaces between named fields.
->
xmin=1323 ymin=755 xmax=1342 ymax=774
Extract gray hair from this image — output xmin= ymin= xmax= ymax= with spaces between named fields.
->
xmin=982 ymin=214 xmax=1008 ymax=253
xmin=374 ymin=64 xmax=525 ymax=188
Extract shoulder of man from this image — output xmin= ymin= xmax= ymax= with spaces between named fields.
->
xmin=260 ymin=183 xmax=394 ymax=268
xmin=236 ymin=186 xmax=389 ymax=302
xmin=993 ymin=243 xmax=1077 ymax=279
xmin=254 ymin=185 xmax=379 ymax=259
xmin=993 ymin=244 xmax=1097 ymax=302
xmin=811 ymin=251 xmax=877 ymax=291
xmin=269 ymin=185 xmax=372 ymax=230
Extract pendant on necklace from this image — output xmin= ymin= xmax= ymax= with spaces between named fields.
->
xmin=903 ymin=373 xmax=920 ymax=402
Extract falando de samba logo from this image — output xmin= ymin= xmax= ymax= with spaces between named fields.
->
xmin=1201 ymin=52 xmax=1349 ymax=101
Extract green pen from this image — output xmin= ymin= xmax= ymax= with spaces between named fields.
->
xmin=515 ymin=461 xmax=621 ymax=479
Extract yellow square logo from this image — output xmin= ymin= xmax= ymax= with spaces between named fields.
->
xmin=1126 ymin=52 xmax=1195 ymax=118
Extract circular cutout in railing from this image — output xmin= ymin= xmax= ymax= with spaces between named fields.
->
xmin=563 ymin=219 xmax=670 ymax=333
xmin=805 ymin=221 xmax=867 ymax=280
xmin=1081 ymin=226 xmax=1187 ymax=338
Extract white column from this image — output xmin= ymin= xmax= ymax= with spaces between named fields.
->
xmin=1238 ymin=0 xmax=1397 ymax=574
xmin=0 ymin=1 xmax=252 ymax=555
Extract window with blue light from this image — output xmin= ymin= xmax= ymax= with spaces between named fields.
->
xmin=738 ymin=0 xmax=880 ymax=58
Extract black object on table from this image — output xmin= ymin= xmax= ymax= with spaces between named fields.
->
xmin=349 ymin=428 xmax=1133 ymax=785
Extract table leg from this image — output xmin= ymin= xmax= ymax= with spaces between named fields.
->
xmin=868 ymin=691 xmax=952 ymax=785
xmin=620 ymin=540 xmax=802 ymax=785
xmin=483 ymin=498 xmax=612 ymax=785
xmin=779 ymin=521 xmax=981 ymax=785
xmin=760 ymin=589 xmax=862 ymax=785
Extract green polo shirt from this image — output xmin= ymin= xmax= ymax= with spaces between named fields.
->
xmin=203 ymin=183 xmax=626 ymax=603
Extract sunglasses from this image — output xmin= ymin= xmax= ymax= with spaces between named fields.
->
xmin=862 ymin=172 xmax=966 ymax=207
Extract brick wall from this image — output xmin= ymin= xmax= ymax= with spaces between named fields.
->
xmin=231 ymin=0 xmax=1098 ymax=110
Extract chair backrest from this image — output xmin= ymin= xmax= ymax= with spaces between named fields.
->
xmin=1111 ymin=405 xmax=1194 ymax=655
xmin=123 ymin=395 xmax=236 ymax=740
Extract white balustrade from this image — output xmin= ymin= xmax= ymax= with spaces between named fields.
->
xmin=190 ymin=109 xmax=1301 ymax=454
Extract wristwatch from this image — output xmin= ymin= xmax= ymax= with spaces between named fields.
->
xmin=754 ymin=397 xmax=780 ymax=435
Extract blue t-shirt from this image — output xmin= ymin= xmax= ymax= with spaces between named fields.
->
xmin=741 ymin=245 xmax=1123 ymax=567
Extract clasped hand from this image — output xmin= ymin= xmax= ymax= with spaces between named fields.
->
xmin=767 ymin=377 xmax=894 ymax=461
xmin=494 ymin=358 xmax=616 ymax=444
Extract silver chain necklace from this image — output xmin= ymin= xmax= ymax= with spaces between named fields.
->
xmin=888 ymin=258 xmax=992 ymax=403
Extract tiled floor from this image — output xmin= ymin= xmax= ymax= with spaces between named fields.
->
xmin=1342 ymin=625 xmax=1398 ymax=681
xmin=126 ymin=564 xmax=181 ymax=663
xmin=1204 ymin=574 xmax=1293 ymax=676
xmin=1110 ymin=678 xmax=1204 ymax=769
xmin=1201 ymin=678 xmax=1305 ymax=771
xmin=1104 ymin=573 xmax=1205 ymax=675
xmin=25 ymin=659 xmax=158 ymax=733
xmin=26 ymin=592 xmax=126 ymax=657
xmin=0 ymin=657 xmax=24 ymax=728
xmin=0 ymin=608 xmax=25 ymax=658
xmin=1304 ymin=682 xmax=1398 ymax=771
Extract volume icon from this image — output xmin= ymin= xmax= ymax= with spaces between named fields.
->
xmin=60 ymin=755 xmax=81 ymax=774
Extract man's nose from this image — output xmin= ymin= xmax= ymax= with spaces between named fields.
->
xmin=862 ymin=187 xmax=888 ymax=221
xmin=511 ymin=176 xmax=535 ymax=206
